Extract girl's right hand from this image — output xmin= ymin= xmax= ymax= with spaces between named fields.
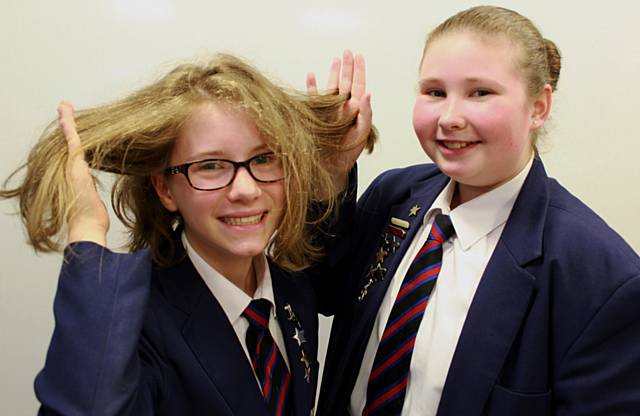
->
xmin=307 ymin=50 xmax=372 ymax=191
xmin=58 ymin=101 xmax=109 ymax=246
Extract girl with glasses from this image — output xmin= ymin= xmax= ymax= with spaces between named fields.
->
xmin=1 ymin=53 xmax=375 ymax=416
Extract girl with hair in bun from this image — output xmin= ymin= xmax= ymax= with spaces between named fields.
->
xmin=2 ymin=52 xmax=375 ymax=415
xmin=314 ymin=6 xmax=640 ymax=415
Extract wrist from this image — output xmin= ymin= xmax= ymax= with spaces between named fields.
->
xmin=67 ymin=221 xmax=108 ymax=247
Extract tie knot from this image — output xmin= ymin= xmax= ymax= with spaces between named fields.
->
xmin=429 ymin=214 xmax=456 ymax=243
xmin=243 ymin=298 xmax=272 ymax=329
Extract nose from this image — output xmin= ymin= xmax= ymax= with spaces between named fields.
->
xmin=438 ymin=98 xmax=466 ymax=131
xmin=227 ymin=166 xmax=261 ymax=201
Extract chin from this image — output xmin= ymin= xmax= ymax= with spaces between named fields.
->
xmin=436 ymin=163 xmax=469 ymax=181
xmin=230 ymin=241 xmax=269 ymax=258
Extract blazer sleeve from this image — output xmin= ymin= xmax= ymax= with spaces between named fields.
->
xmin=35 ymin=241 xmax=160 ymax=416
xmin=308 ymin=166 xmax=384 ymax=316
xmin=555 ymin=273 xmax=640 ymax=415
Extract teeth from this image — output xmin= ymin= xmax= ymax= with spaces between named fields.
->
xmin=223 ymin=214 xmax=263 ymax=225
xmin=443 ymin=141 xmax=475 ymax=149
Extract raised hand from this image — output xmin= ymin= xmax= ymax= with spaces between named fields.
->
xmin=58 ymin=102 xmax=109 ymax=246
xmin=307 ymin=50 xmax=373 ymax=189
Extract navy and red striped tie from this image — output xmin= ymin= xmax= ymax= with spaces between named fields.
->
xmin=363 ymin=214 xmax=455 ymax=415
xmin=243 ymin=299 xmax=291 ymax=416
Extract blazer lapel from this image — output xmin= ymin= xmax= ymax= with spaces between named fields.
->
xmin=158 ymin=259 xmax=269 ymax=416
xmin=348 ymin=174 xmax=450 ymax=372
xmin=437 ymin=159 xmax=549 ymax=415
xmin=271 ymin=266 xmax=318 ymax=416
xmin=436 ymin=243 xmax=537 ymax=415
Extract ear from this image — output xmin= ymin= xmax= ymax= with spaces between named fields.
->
xmin=151 ymin=174 xmax=179 ymax=212
xmin=530 ymin=84 xmax=553 ymax=131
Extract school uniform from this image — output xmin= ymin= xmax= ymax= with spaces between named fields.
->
xmin=316 ymin=157 xmax=640 ymax=415
xmin=35 ymin=237 xmax=319 ymax=416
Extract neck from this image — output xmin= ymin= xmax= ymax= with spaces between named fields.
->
xmin=222 ymin=259 xmax=257 ymax=297
xmin=203 ymin=252 xmax=258 ymax=296
xmin=185 ymin=234 xmax=259 ymax=297
xmin=451 ymin=182 xmax=494 ymax=209
xmin=452 ymin=152 xmax=532 ymax=209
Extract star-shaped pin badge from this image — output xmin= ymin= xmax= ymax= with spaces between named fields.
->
xmin=293 ymin=327 xmax=307 ymax=346
xmin=375 ymin=247 xmax=389 ymax=263
xmin=409 ymin=205 xmax=421 ymax=217
xmin=368 ymin=262 xmax=388 ymax=281
xmin=283 ymin=304 xmax=297 ymax=322
xmin=300 ymin=350 xmax=312 ymax=383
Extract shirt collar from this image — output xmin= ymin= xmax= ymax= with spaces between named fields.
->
xmin=423 ymin=156 xmax=534 ymax=250
xmin=182 ymin=233 xmax=275 ymax=325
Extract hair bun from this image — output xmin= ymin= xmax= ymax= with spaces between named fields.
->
xmin=544 ymin=38 xmax=562 ymax=90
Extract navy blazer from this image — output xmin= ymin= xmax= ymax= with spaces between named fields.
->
xmin=316 ymin=158 xmax=640 ymax=415
xmin=35 ymin=242 xmax=319 ymax=416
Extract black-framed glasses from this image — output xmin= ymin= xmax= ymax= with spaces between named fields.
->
xmin=164 ymin=152 xmax=284 ymax=191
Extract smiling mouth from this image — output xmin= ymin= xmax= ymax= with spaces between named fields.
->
xmin=441 ymin=141 xmax=480 ymax=149
xmin=222 ymin=214 xmax=264 ymax=226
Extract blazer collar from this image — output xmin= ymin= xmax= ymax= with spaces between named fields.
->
xmin=156 ymin=258 xmax=270 ymax=416
xmin=156 ymin=250 xmax=317 ymax=416
xmin=272 ymin=266 xmax=319 ymax=416
xmin=498 ymin=157 xmax=548 ymax=266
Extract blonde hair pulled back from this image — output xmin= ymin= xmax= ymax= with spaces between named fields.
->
xmin=423 ymin=6 xmax=562 ymax=143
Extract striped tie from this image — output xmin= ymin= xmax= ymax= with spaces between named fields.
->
xmin=363 ymin=214 xmax=455 ymax=416
xmin=243 ymin=299 xmax=292 ymax=416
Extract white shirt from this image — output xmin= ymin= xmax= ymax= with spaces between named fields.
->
xmin=349 ymin=157 xmax=533 ymax=416
xmin=182 ymin=233 xmax=290 ymax=388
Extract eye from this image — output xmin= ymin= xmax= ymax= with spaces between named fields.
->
xmin=252 ymin=153 xmax=277 ymax=165
xmin=193 ymin=160 xmax=226 ymax=171
xmin=426 ymin=89 xmax=446 ymax=98
xmin=471 ymin=89 xmax=492 ymax=97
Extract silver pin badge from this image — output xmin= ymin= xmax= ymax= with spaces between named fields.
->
xmin=391 ymin=217 xmax=410 ymax=229
xmin=300 ymin=350 xmax=312 ymax=383
xmin=293 ymin=327 xmax=307 ymax=347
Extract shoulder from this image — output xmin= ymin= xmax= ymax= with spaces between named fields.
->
xmin=544 ymin=178 xmax=639 ymax=273
xmin=526 ymin=175 xmax=640 ymax=326
xmin=359 ymin=163 xmax=444 ymax=207
xmin=368 ymin=163 xmax=442 ymax=191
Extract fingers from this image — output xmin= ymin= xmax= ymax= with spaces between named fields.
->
xmin=314 ymin=51 xmax=364 ymax=97
xmin=326 ymin=58 xmax=340 ymax=94
xmin=359 ymin=93 xmax=374 ymax=150
xmin=338 ymin=50 xmax=354 ymax=95
xmin=306 ymin=72 xmax=318 ymax=95
xmin=57 ymin=101 xmax=110 ymax=246
xmin=358 ymin=93 xmax=373 ymax=128
xmin=351 ymin=54 xmax=366 ymax=99
xmin=57 ymin=101 xmax=82 ymax=158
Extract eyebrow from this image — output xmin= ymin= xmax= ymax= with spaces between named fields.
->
xmin=418 ymin=77 xmax=504 ymax=89
xmin=190 ymin=144 xmax=271 ymax=160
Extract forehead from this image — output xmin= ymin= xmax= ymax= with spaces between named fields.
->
xmin=171 ymin=102 xmax=266 ymax=161
xmin=420 ymin=31 xmax=522 ymax=80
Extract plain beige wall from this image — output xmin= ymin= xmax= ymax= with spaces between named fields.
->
xmin=1 ymin=0 xmax=638 ymax=413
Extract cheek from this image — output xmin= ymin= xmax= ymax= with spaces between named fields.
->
xmin=269 ymin=183 xmax=286 ymax=218
xmin=488 ymin=107 xmax=532 ymax=150
xmin=471 ymin=104 xmax=521 ymax=142
xmin=173 ymin=189 xmax=221 ymax=222
xmin=412 ymin=99 xmax=438 ymax=140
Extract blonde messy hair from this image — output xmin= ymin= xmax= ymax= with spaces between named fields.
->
xmin=1 ymin=53 xmax=377 ymax=271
